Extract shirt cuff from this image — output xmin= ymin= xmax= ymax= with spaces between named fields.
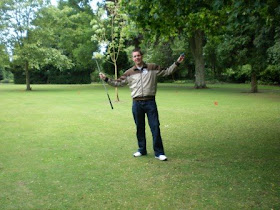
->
xmin=175 ymin=61 xmax=180 ymax=66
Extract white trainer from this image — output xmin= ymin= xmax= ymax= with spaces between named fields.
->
xmin=155 ymin=155 xmax=168 ymax=161
xmin=133 ymin=152 xmax=143 ymax=157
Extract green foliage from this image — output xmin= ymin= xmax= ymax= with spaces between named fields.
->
xmin=0 ymin=67 xmax=13 ymax=83
xmin=1 ymin=0 xmax=279 ymax=86
xmin=91 ymin=0 xmax=127 ymax=80
xmin=13 ymin=70 xmax=47 ymax=84
xmin=267 ymin=29 xmax=280 ymax=66
xmin=121 ymin=0 xmax=228 ymax=88
xmin=8 ymin=3 xmax=98 ymax=84
xmin=204 ymin=35 xmax=224 ymax=78
xmin=58 ymin=0 xmax=92 ymax=13
xmin=219 ymin=65 xmax=252 ymax=83
xmin=34 ymin=5 xmax=97 ymax=70
xmin=0 ymin=0 xmax=79 ymax=88
xmin=223 ymin=0 xmax=278 ymax=69
xmin=260 ymin=65 xmax=280 ymax=84
xmin=13 ymin=67 xmax=92 ymax=84
xmin=47 ymin=69 xmax=92 ymax=84
xmin=121 ymin=0 xmax=225 ymax=39
xmin=12 ymin=42 xmax=74 ymax=71
xmin=264 ymin=34 xmax=280 ymax=84
xmin=0 ymin=69 xmax=3 ymax=80
xmin=0 ymin=44 xmax=10 ymax=81
xmin=0 ymin=0 xmax=48 ymax=45
xmin=102 ymin=51 xmax=130 ymax=76
xmin=206 ymin=0 xmax=280 ymax=86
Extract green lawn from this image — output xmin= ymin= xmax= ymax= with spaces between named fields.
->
xmin=0 ymin=83 xmax=279 ymax=209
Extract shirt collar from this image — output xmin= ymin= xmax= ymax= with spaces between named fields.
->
xmin=133 ymin=63 xmax=147 ymax=71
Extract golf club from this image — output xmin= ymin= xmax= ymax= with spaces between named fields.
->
xmin=93 ymin=52 xmax=114 ymax=110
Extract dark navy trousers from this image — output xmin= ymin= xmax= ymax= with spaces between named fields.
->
xmin=132 ymin=99 xmax=165 ymax=157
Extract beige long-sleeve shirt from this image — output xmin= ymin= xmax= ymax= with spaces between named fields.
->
xmin=106 ymin=62 xmax=179 ymax=99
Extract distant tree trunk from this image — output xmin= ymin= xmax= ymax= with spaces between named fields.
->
xmin=132 ymin=34 xmax=143 ymax=49
xmin=190 ymin=30 xmax=206 ymax=89
xmin=25 ymin=61 xmax=31 ymax=91
xmin=114 ymin=62 xmax=120 ymax=101
xmin=251 ymin=72 xmax=258 ymax=93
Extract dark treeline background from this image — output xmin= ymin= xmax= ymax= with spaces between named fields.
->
xmin=0 ymin=0 xmax=279 ymax=92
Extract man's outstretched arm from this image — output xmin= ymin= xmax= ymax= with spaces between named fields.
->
xmin=99 ymin=72 xmax=128 ymax=87
xmin=156 ymin=54 xmax=185 ymax=77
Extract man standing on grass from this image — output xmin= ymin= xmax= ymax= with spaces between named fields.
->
xmin=99 ymin=49 xmax=185 ymax=161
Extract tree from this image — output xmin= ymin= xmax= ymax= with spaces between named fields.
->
xmin=34 ymin=4 xmax=98 ymax=82
xmin=58 ymin=0 xmax=92 ymax=13
xmin=0 ymin=45 xmax=10 ymax=81
xmin=222 ymin=0 xmax=280 ymax=92
xmin=262 ymin=1 xmax=280 ymax=85
xmin=91 ymin=0 xmax=127 ymax=101
xmin=0 ymin=0 xmax=73 ymax=90
xmin=265 ymin=27 xmax=280 ymax=84
xmin=1 ymin=0 xmax=45 ymax=90
xmin=121 ymin=0 xmax=226 ymax=89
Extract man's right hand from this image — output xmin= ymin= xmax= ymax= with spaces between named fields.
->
xmin=177 ymin=53 xmax=185 ymax=63
xmin=99 ymin=72 xmax=106 ymax=80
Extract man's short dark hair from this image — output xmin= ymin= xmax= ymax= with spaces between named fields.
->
xmin=132 ymin=48 xmax=143 ymax=55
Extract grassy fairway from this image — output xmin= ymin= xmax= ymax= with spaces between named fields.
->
xmin=0 ymin=83 xmax=279 ymax=209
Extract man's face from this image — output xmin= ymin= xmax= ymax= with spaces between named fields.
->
xmin=132 ymin=51 xmax=143 ymax=66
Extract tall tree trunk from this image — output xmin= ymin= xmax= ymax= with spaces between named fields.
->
xmin=25 ymin=61 xmax=31 ymax=91
xmin=132 ymin=34 xmax=143 ymax=49
xmin=114 ymin=62 xmax=119 ymax=101
xmin=251 ymin=72 xmax=258 ymax=93
xmin=189 ymin=30 xmax=206 ymax=89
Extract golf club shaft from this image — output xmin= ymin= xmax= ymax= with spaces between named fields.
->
xmin=107 ymin=93 xmax=114 ymax=110
xmin=94 ymin=59 xmax=114 ymax=110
